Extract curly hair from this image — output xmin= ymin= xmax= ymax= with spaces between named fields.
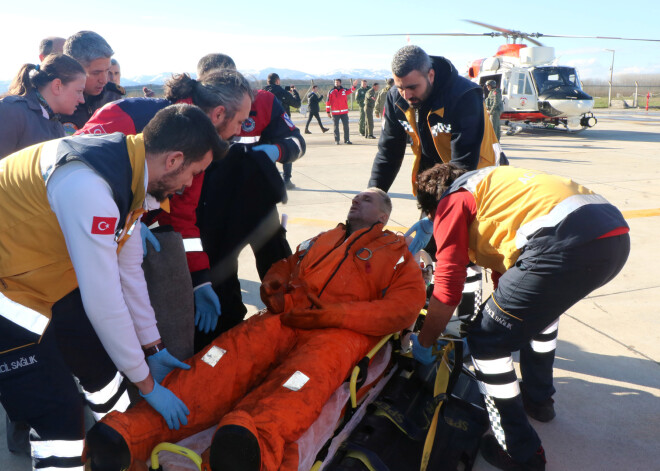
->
xmin=416 ymin=163 xmax=468 ymax=215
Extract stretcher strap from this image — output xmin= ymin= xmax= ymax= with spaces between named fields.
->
xmin=150 ymin=442 xmax=202 ymax=471
xmin=420 ymin=339 xmax=463 ymax=471
xmin=350 ymin=334 xmax=393 ymax=409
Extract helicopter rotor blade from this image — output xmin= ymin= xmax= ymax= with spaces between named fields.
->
xmin=519 ymin=35 xmax=544 ymax=47
xmin=463 ymin=20 xmax=513 ymax=35
xmin=535 ymin=33 xmax=660 ymax=42
xmin=349 ymin=33 xmax=503 ymax=38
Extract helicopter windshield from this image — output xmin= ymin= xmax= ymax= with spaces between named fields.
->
xmin=532 ymin=67 xmax=581 ymax=94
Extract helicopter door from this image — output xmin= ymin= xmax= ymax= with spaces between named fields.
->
xmin=508 ymin=69 xmax=537 ymax=111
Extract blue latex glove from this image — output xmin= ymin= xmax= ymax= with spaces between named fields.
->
xmin=146 ymin=348 xmax=191 ymax=384
xmin=140 ymin=381 xmax=189 ymax=430
xmin=194 ymin=284 xmax=221 ymax=334
xmin=404 ymin=218 xmax=433 ymax=255
xmin=253 ymin=144 xmax=280 ymax=162
xmin=411 ymin=333 xmax=436 ymax=365
xmin=140 ymin=222 xmax=161 ymax=257
xmin=411 ymin=334 xmax=450 ymax=366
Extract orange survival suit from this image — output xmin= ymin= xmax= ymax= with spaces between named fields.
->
xmin=90 ymin=222 xmax=426 ymax=470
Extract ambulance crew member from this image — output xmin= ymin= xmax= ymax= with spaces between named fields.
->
xmin=0 ymin=104 xmax=225 ymax=470
xmin=412 ymin=163 xmax=630 ymax=471
xmin=368 ymin=45 xmax=501 ymax=195
xmin=78 ymin=68 xmax=254 ymax=346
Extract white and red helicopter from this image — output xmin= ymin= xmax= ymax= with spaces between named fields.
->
xmin=359 ymin=21 xmax=660 ymax=132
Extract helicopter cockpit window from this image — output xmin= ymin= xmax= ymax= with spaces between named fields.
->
xmin=515 ymin=74 xmax=525 ymax=94
xmin=533 ymin=67 xmax=581 ymax=94
xmin=524 ymin=76 xmax=533 ymax=95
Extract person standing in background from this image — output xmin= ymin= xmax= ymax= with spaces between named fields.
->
xmin=363 ymin=82 xmax=379 ymax=139
xmin=304 ymin=85 xmax=329 ymax=134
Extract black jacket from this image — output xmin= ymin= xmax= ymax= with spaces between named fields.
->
xmin=59 ymin=85 xmax=118 ymax=134
xmin=368 ymin=56 xmax=492 ymax=192
xmin=307 ymin=91 xmax=323 ymax=113
xmin=263 ymin=83 xmax=301 ymax=116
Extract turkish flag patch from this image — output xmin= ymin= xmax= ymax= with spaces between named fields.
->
xmin=91 ymin=216 xmax=117 ymax=235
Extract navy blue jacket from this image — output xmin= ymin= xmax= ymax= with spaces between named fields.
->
xmin=368 ymin=56 xmax=490 ymax=192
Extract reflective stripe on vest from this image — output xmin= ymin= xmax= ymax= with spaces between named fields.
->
xmin=235 ymin=136 xmax=259 ymax=144
xmin=183 ymin=238 xmax=204 ymax=253
xmin=515 ymin=194 xmax=610 ymax=249
xmin=0 ymin=292 xmax=49 ymax=335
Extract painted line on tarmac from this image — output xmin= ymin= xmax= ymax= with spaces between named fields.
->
xmin=289 ymin=208 xmax=660 ymax=232
xmin=287 ymin=217 xmax=408 ymax=233
xmin=621 ymin=208 xmax=660 ymax=219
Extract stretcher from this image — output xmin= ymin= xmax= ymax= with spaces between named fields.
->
xmin=141 ymin=251 xmax=488 ymax=471
xmin=143 ymin=333 xmax=398 ymax=471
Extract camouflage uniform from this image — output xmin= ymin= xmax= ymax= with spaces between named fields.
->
xmin=374 ymin=84 xmax=391 ymax=119
xmin=355 ymin=85 xmax=370 ymax=136
xmin=364 ymin=87 xmax=378 ymax=138
xmin=486 ymin=87 xmax=503 ymax=141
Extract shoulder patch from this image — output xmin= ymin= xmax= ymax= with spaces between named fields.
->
xmin=62 ymin=122 xmax=78 ymax=136
xmin=242 ymin=117 xmax=256 ymax=133
xmin=282 ymin=113 xmax=295 ymax=130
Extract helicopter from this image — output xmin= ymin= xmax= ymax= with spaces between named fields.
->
xmin=356 ymin=21 xmax=660 ymax=132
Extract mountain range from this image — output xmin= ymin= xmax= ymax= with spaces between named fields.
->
xmin=123 ymin=67 xmax=391 ymax=86
xmin=0 ymin=67 xmax=391 ymax=91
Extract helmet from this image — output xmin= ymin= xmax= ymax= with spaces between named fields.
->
xmin=486 ymin=80 xmax=497 ymax=88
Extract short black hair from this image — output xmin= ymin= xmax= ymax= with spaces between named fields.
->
xmin=39 ymin=37 xmax=64 ymax=58
xmin=143 ymin=104 xmax=228 ymax=163
xmin=267 ymin=73 xmax=280 ymax=85
xmin=392 ymin=45 xmax=432 ymax=78
xmin=197 ymin=53 xmax=236 ymax=77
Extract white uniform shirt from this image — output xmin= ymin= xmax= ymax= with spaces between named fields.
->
xmin=46 ymin=161 xmax=159 ymax=383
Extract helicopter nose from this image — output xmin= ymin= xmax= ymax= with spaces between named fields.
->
xmin=544 ymin=98 xmax=595 ymax=117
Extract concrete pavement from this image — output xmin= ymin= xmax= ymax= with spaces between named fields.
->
xmin=2 ymin=109 xmax=659 ymax=470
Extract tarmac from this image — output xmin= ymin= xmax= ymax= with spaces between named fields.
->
xmin=2 ymin=109 xmax=659 ymax=470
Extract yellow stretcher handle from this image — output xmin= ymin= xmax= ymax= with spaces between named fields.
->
xmin=150 ymin=442 xmax=203 ymax=470
xmin=349 ymin=333 xmax=393 ymax=409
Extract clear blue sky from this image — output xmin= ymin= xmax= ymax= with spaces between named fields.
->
xmin=2 ymin=0 xmax=659 ymax=82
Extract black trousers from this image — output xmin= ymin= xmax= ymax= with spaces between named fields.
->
xmin=0 ymin=289 xmax=120 ymax=468
xmin=332 ymin=114 xmax=350 ymax=143
xmin=467 ymin=234 xmax=630 ymax=461
xmin=305 ymin=109 xmax=324 ymax=130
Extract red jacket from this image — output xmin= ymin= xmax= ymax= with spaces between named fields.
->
xmin=326 ymin=86 xmax=356 ymax=116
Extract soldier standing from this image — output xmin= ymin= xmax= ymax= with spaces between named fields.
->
xmin=375 ymin=78 xmax=394 ymax=119
xmin=486 ymin=80 xmax=503 ymax=141
xmin=364 ymin=83 xmax=380 ymax=139
xmin=355 ymin=79 xmax=370 ymax=136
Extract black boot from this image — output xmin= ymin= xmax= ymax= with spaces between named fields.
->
xmin=480 ymin=435 xmax=546 ymax=471
xmin=210 ymin=424 xmax=261 ymax=471
xmin=304 ymin=129 xmax=311 ymax=134
xmin=86 ymin=422 xmax=131 ymax=471
xmin=322 ymin=127 xmax=329 ymax=133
